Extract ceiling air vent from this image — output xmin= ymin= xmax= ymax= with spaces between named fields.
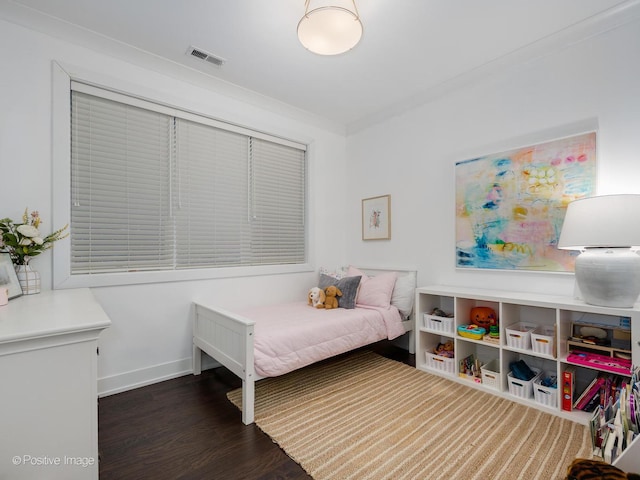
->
xmin=186 ymin=46 xmax=226 ymax=67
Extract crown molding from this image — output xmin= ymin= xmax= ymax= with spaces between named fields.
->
xmin=0 ymin=1 xmax=347 ymax=136
xmin=346 ymin=0 xmax=640 ymax=135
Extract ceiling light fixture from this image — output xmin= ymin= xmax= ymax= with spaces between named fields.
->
xmin=297 ymin=0 xmax=363 ymax=56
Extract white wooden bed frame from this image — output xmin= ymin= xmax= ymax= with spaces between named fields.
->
xmin=192 ymin=268 xmax=416 ymax=425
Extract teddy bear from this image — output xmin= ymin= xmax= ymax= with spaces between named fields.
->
xmin=323 ymin=285 xmax=343 ymax=309
xmin=308 ymin=287 xmax=326 ymax=308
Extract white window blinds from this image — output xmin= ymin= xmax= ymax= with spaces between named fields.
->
xmin=71 ymin=91 xmax=174 ymax=273
xmin=70 ymin=87 xmax=306 ymax=275
xmin=173 ymin=118 xmax=250 ymax=268
xmin=249 ymin=138 xmax=306 ymax=265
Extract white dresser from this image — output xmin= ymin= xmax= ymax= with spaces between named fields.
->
xmin=0 ymin=288 xmax=111 ymax=479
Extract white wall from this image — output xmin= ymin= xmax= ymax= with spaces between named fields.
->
xmin=4 ymin=9 xmax=639 ymax=397
xmin=346 ymin=17 xmax=640 ymax=298
xmin=0 ymin=18 xmax=349 ymax=394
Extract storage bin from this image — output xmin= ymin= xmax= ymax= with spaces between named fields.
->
xmin=531 ymin=326 xmax=555 ymax=357
xmin=533 ymin=374 xmax=558 ymax=408
xmin=507 ymin=368 xmax=541 ymax=399
xmin=425 ymin=351 xmax=455 ymax=375
xmin=423 ymin=313 xmax=454 ymax=334
xmin=480 ymin=359 xmax=500 ymax=390
xmin=505 ymin=322 xmax=537 ymax=350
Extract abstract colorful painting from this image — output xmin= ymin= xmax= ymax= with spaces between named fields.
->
xmin=455 ymin=132 xmax=596 ymax=272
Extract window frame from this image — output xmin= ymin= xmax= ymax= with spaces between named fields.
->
xmin=52 ymin=62 xmax=312 ymax=289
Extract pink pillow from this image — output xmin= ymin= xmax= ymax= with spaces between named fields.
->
xmin=347 ymin=266 xmax=397 ymax=308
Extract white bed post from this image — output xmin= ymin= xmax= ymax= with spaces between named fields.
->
xmin=242 ymin=328 xmax=255 ymax=425
xmin=242 ymin=379 xmax=255 ymax=425
xmin=192 ymin=303 xmax=258 ymax=425
xmin=193 ymin=344 xmax=202 ymax=375
xmin=192 ymin=303 xmax=203 ymax=375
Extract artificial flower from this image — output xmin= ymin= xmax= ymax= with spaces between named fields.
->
xmin=16 ymin=224 xmax=39 ymax=238
xmin=0 ymin=208 xmax=68 ymax=265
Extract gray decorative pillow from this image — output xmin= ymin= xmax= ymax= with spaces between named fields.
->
xmin=318 ymin=274 xmax=361 ymax=309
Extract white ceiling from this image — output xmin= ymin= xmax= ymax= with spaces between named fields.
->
xmin=2 ymin=0 xmax=638 ymax=132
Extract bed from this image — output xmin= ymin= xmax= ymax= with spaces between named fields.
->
xmin=192 ymin=266 xmax=417 ymax=424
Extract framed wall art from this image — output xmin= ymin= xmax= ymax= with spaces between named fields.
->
xmin=455 ymin=131 xmax=596 ymax=272
xmin=362 ymin=195 xmax=391 ymax=240
xmin=0 ymin=252 xmax=23 ymax=299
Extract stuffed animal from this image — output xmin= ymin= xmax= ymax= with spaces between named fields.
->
xmin=434 ymin=340 xmax=454 ymax=358
xmin=308 ymin=287 xmax=326 ymax=308
xmin=470 ymin=306 xmax=497 ymax=334
xmin=323 ymin=285 xmax=342 ymax=309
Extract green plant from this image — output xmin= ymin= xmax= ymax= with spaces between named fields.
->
xmin=0 ymin=208 xmax=68 ymax=265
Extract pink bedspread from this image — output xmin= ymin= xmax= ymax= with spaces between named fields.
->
xmin=239 ymin=302 xmax=405 ymax=378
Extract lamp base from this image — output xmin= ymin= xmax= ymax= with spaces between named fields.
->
xmin=575 ymin=248 xmax=640 ymax=308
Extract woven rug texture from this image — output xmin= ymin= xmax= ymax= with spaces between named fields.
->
xmin=227 ymin=350 xmax=591 ymax=480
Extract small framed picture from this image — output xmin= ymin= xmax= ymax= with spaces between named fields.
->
xmin=0 ymin=253 xmax=23 ymax=299
xmin=362 ymin=195 xmax=391 ymax=240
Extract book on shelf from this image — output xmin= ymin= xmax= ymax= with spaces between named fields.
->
xmin=601 ymin=375 xmax=619 ymax=409
xmin=573 ymin=375 xmax=603 ymax=410
xmin=587 ymin=369 xmax=640 ymax=461
xmin=572 ymin=374 xmax=627 ymax=412
xmin=562 ymin=366 xmax=576 ymax=412
xmin=582 ymin=391 xmax=602 ymax=413
xmin=589 ymin=407 xmax=606 ymax=455
xmin=603 ymin=409 xmax=624 ymax=464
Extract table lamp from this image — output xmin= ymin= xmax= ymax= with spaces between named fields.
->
xmin=557 ymin=194 xmax=640 ymax=308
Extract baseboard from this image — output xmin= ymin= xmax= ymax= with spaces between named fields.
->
xmin=98 ymin=356 xmax=221 ymax=397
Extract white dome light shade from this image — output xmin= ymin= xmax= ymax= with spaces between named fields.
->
xmin=298 ymin=3 xmax=363 ymax=55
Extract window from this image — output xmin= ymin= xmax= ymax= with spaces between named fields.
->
xmin=70 ymin=84 xmax=306 ymax=276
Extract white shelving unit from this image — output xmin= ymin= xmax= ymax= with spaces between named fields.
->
xmin=415 ymin=285 xmax=640 ymax=426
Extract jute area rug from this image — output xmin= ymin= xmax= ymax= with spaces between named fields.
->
xmin=227 ymin=350 xmax=592 ymax=480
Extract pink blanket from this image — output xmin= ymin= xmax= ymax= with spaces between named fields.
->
xmin=239 ymin=302 xmax=404 ymax=377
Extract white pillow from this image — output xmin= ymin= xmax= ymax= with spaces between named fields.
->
xmin=391 ymin=271 xmax=416 ymax=318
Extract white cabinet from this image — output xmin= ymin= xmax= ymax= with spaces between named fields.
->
xmin=415 ymin=285 xmax=640 ymax=427
xmin=0 ymin=289 xmax=111 ymax=479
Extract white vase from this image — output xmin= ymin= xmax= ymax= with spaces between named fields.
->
xmin=15 ymin=264 xmax=41 ymax=295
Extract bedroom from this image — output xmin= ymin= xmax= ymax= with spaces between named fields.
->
xmin=1 ymin=0 xmax=640 ymax=478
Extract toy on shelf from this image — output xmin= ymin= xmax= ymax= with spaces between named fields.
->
xmin=570 ymin=325 xmax=610 ymax=346
xmin=430 ymin=307 xmax=454 ymax=318
xmin=509 ymin=359 xmax=537 ymax=381
xmin=489 ymin=325 xmax=500 ymax=339
xmin=460 ymin=353 xmax=482 ymax=380
xmin=434 ymin=340 xmax=454 ymax=358
xmin=566 ymin=350 xmax=632 ymax=376
xmin=457 ymin=324 xmax=486 ymax=340
xmin=470 ymin=306 xmax=497 ymax=334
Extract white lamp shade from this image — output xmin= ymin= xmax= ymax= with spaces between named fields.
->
xmin=558 ymin=194 xmax=640 ymax=249
xmin=558 ymin=194 xmax=640 ymax=307
xmin=298 ymin=4 xmax=363 ymax=55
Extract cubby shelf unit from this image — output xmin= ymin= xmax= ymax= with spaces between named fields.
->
xmin=415 ymin=285 xmax=640 ymax=426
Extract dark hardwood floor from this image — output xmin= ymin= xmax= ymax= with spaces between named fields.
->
xmin=98 ymin=342 xmax=414 ymax=480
